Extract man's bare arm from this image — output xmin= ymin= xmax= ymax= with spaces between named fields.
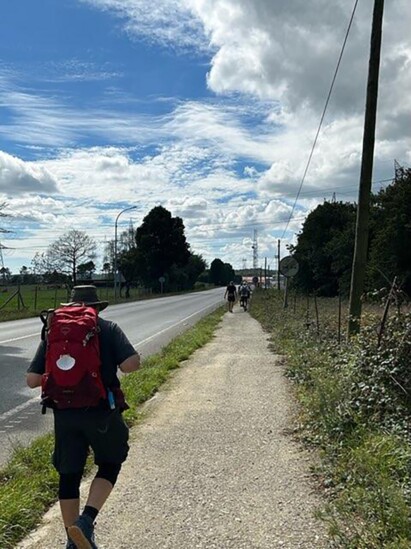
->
xmin=26 ymin=373 xmax=42 ymax=388
xmin=119 ymin=353 xmax=141 ymax=373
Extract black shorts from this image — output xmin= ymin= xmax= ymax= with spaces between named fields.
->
xmin=53 ymin=408 xmax=129 ymax=474
xmin=227 ymin=295 xmax=235 ymax=302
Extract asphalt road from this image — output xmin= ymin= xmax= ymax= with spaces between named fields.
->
xmin=0 ymin=288 xmax=224 ymax=468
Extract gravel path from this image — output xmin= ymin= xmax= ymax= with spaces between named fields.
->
xmin=17 ymin=308 xmax=329 ymax=548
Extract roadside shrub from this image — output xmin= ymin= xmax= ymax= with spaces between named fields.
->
xmin=250 ymin=288 xmax=411 ymax=547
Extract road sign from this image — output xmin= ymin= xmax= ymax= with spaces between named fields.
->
xmin=279 ymin=256 xmax=299 ymax=278
xmin=158 ymin=276 xmax=165 ymax=283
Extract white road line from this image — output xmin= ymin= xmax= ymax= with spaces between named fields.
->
xmin=0 ymin=333 xmax=39 ymax=345
xmin=0 ymin=396 xmax=40 ymax=423
xmin=131 ymin=302 xmax=219 ymax=347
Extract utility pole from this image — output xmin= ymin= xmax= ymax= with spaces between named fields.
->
xmin=277 ymin=239 xmax=281 ymax=291
xmin=348 ymin=0 xmax=385 ymax=336
xmin=252 ymin=230 xmax=258 ymax=273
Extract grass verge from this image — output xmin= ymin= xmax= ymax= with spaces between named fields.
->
xmin=250 ymin=289 xmax=411 ymax=548
xmin=0 ymin=306 xmax=225 ymax=549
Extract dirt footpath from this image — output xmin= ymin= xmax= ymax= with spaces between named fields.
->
xmin=17 ymin=307 xmax=329 ymax=549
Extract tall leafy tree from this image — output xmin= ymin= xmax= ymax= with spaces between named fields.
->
xmin=165 ymin=253 xmax=207 ymax=291
xmin=77 ymin=260 xmax=96 ymax=279
xmin=185 ymin=254 xmax=207 ymax=288
xmin=368 ymin=170 xmax=411 ymax=293
xmin=291 ymin=201 xmax=356 ymax=296
xmin=209 ymin=258 xmax=226 ymax=285
xmin=134 ymin=206 xmax=191 ymax=290
xmin=209 ymin=258 xmax=235 ymax=286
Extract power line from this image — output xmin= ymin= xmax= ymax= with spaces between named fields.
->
xmin=281 ymin=0 xmax=360 ymax=238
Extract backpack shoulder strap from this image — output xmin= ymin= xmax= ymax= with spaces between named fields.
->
xmin=40 ymin=308 xmax=55 ymax=341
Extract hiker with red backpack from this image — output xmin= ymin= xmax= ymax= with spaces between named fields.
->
xmin=26 ymin=285 xmax=140 ymax=549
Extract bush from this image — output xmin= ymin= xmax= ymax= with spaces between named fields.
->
xmin=250 ymin=288 xmax=411 ymax=547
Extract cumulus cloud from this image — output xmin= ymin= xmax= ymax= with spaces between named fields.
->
xmin=2 ymin=0 xmax=410 ymax=272
xmin=81 ymin=0 xmax=410 ymax=121
xmin=76 ymin=0 xmax=410 ymax=196
xmin=0 ymin=151 xmax=58 ymax=195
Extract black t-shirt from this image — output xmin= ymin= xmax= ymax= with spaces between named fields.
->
xmin=28 ymin=317 xmax=137 ymax=389
xmin=226 ymin=284 xmax=236 ymax=296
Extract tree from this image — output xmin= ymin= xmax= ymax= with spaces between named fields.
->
xmin=165 ymin=253 xmax=207 ymax=291
xmin=77 ymin=261 xmax=96 ymax=280
xmin=19 ymin=265 xmax=34 ymax=284
xmin=31 ymin=251 xmax=55 ymax=281
xmin=46 ymin=230 xmax=96 ymax=285
xmin=118 ymin=248 xmax=139 ymax=290
xmin=133 ymin=206 xmax=191 ymax=291
xmin=367 ymin=170 xmax=411 ymax=294
xmin=0 ymin=266 xmax=11 ymax=283
xmin=185 ymin=254 xmax=207 ymax=288
xmin=104 ymin=222 xmax=136 ymax=275
xmin=209 ymin=258 xmax=235 ymax=286
xmin=102 ymin=262 xmax=111 ymax=277
xmin=209 ymin=259 xmax=225 ymax=285
xmin=291 ymin=201 xmax=356 ymax=296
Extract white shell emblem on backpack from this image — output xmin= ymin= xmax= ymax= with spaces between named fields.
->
xmin=56 ymin=354 xmax=76 ymax=370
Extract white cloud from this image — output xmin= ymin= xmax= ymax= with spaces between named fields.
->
xmin=0 ymin=151 xmax=58 ymax=194
xmin=80 ymin=0 xmax=410 ymax=124
xmin=2 ymin=0 xmax=410 ymax=273
xmin=80 ymin=0 xmax=208 ymax=50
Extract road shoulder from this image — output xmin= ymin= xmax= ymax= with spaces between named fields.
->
xmin=17 ymin=307 xmax=328 ymax=548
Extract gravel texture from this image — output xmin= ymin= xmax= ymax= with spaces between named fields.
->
xmin=17 ymin=308 xmax=329 ymax=548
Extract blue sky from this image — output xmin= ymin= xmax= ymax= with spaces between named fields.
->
xmin=0 ymin=0 xmax=410 ymax=274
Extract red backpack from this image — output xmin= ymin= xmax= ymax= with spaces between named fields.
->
xmin=40 ymin=306 xmax=107 ymax=410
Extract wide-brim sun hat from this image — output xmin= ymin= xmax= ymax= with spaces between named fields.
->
xmin=61 ymin=285 xmax=109 ymax=311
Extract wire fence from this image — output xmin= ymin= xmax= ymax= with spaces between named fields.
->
xmin=0 ymin=284 xmax=152 ymax=318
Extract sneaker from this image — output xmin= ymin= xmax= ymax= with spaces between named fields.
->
xmin=68 ymin=515 xmax=98 ymax=549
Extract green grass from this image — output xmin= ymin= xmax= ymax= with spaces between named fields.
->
xmin=0 ymin=284 xmax=151 ymax=321
xmin=0 ymin=306 xmax=225 ymax=549
xmin=250 ymin=288 xmax=411 ymax=548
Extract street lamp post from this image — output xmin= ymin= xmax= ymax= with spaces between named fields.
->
xmin=114 ymin=206 xmax=137 ymax=300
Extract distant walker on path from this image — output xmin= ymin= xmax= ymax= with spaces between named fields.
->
xmin=224 ymin=281 xmax=237 ymax=313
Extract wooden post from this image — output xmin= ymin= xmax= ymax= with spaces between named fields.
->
xmin=277 ymin=239 xmax=281 ymax=291
xmin=283 ymin=278 xmax=289 ymax=308
xmin=378 ymin=276 xmax=397 ymax=347
xmin=348 ymin=0 xmax=385 ymax=335
xmin=314 ymin=293 xmax=320 ymax=335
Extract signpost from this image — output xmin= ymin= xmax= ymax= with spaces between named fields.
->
xmin=279 ymin=256 xmax=299 ymax=308
xmin=159 ymin=276 xmax=165 ymax=294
